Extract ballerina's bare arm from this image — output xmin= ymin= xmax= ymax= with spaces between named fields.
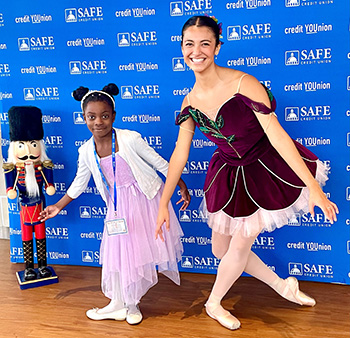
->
xmin=240 ymin=75 xmax=338 ymax=223
xmin=156 ymin=103 xmax=195 ymax=241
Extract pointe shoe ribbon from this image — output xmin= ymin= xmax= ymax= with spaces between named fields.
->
xmin=283 ymin=277 xmax=316 ymax=307
xmin=86 ymin=307 xmax=127 ymax=321
xmin=205 ymin=303 xmax=241 ymax=330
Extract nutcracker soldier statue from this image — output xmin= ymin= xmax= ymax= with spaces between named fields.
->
xmin=3 ymin=106 xmax=57 ymax=284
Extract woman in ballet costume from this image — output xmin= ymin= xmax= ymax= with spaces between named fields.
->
xmin=156 ymin=16 xmax=338 ymax=330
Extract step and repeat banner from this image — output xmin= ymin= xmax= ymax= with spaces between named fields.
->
xmin=0 ymin=0 xmax=349 ymax=284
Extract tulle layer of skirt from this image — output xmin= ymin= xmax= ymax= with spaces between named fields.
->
xmin=100 ymin=182 xmax=183 ymax=306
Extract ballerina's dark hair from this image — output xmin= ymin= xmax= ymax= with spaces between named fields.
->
xmin=72 ymin=83 xmax=119 ymax=112
xmin=181 ymin=16 xmax=221 ymax=47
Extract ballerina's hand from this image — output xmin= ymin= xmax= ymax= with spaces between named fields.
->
xmin=176 ymin=188 xmax=191 ymax=211
xmin=308 ymin=185 xmax=339 ymax=224
xmin=156 ymin=206 xmax=170 ymax=242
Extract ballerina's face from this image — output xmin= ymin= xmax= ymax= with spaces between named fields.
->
xmin=181 ymin=25 xmax=220 ymax=73
xmin=83 ymin=100 xmax=115 ymax=139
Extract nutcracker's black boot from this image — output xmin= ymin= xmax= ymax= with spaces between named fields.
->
xmin=23 ymin=240 xmax=37 ymax=281
xmin=36 ymin=238 xmax=52 ymax=278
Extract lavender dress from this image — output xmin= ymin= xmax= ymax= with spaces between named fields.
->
xmin=99 ymin=154 xmax=183 ymax=305
xmin=176 ymin=88 xmax=328 ymax=238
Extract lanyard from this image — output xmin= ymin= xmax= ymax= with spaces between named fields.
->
xmin=93 ymin=130 xmax=117 ymax=212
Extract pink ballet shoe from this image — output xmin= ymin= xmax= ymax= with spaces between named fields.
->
xmin=205 ymin=302 xmax=241 ymax=330
xmin=279 ymin=277 xmax=316 ymax=307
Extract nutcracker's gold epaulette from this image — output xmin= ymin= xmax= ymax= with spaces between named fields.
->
xmin=2 ymin=162 xmax=15 ymax=173
xmin=42 ymin=160 xmax=54 ymax=169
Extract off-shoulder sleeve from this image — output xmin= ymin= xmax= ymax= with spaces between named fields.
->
xmin=239 ymin=85 xmax=277 ymax=115
xmin=175 ymin=106 xmax=192 ymax=125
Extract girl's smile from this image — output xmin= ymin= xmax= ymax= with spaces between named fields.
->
xmin=83 ymin=101 xmax=115 ymax=138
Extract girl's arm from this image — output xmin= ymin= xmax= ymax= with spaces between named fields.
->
xmin=241 ymin=76 xmax=338 ymax=222
xmin=38 ymin=194 xmax=73 ymax=221
xmin=39 ymin=148 xmax=92 ymax=221
xmin=156 ymin=116 xmax=195 ymax=241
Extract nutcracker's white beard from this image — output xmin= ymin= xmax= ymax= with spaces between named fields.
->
xmin=25 ymin=163 xmax=40 ymax=197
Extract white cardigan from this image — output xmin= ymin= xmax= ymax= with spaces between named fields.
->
xmin=67 ymin=128 xmax=169 ymax=203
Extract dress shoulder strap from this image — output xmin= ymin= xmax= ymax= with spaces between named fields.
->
xmin=236 ymin=73 xmax=248 ymax=93
xmin=186 ymin=93 xmax=191 ymax=106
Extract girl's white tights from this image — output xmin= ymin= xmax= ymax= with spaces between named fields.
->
xmin=98 ymin=271 xmax=125 ymax=314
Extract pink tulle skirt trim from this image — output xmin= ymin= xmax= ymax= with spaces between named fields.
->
xmin=200 ymin=160 xmax=329 ymax=238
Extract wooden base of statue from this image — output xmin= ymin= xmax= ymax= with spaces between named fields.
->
xmin=16 ymin=266 xmax=59 ymax=290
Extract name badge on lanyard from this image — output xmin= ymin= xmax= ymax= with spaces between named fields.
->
xmin=105 ymin=217 xmax=128 ymax=235
xmin=94 ymin=130 xmax=128 ymax=236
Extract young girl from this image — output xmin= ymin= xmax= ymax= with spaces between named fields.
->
xmin=39 ymin=83 xmax=190 ymax=325
xmin=156 ymin=16 xmax=338 ymax=330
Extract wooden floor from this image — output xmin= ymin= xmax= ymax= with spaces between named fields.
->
xmin=0 ymin=239 xmax=349 ymax=338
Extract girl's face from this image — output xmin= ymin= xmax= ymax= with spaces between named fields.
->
xmin=83 ymin=101 xmax=115 ymax=138
xmin=182 ymin=25 xmax=220 ymax=73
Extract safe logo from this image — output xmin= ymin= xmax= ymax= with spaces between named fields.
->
xmin=179 ymin=210 xmax=191 ymax=222
xmin=227 ymin=26 xmax=241 ymax=41
xmin=117 ymin=33 xmax=130 ymax=47
xmin=287 ymin=213 xmax=301 ymax=226
xmin=69 ymin=61 xmax=82 ymax=74
xmin=23 ymin=87 xmax=59 ymax=101
xmin=23 ymin=88 xmax=35 ymax=100
xmin=181 ymin=256 xmax=193 ymax=268
xmin=289 ymin=262 xmax=303 ymax=275
xmin=65 ymin=7 xmax=103 ymax=22
xmin=18 ymin=36 xmax=55 ymax=51
xmin=285 ymin=0 xmax=300 ymax=7
xmin=18 ymin=38 xmax=30 ymax=51
xmin=285 ymin=107 xmax=299 ymax=121
xmin=172 ymin=57 xmax=186 ymax=71
xmin=170 ymin=2 xmax=184 ymax=16
xmin=121 ymin=86 xmax=133 ymax=99
xmin=285 ymin=51 xmax=299 ymax=65
xmin=73 ymin=112 xmax=85 ymax=124
xmin=82 ymin=250 xmax=93 ymax=263
xmin=80 ymin=206 xmax=91 ymax=218
xmin=182 ymin=161 xmax=190 ymax=174
xmin=65 ymin=8 xmax=77 ymax=22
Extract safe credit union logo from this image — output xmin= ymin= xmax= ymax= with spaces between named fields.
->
xmin=227 ymin=23 xmax=272 ymax=41
xmin=170 ymin=1 xmax=213 ymax=16
xmin=285 ymin=48 xmax=331 ymax=65
xmin=117 ymin=31 xmax=157 ymax=47
xmin=65 ymin=7 xmax=104 ymax=23
xmin=18 ymin=36 xmax=55 ymax=51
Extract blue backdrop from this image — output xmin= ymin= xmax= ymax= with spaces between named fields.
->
xmin=1 ymin=0 xmax=349 ymax=284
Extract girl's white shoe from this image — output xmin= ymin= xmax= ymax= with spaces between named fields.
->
xmin=86 ymin=307 xmax=127 ymax=321
xmin=126 ymin=305 xmax=143 ymax=325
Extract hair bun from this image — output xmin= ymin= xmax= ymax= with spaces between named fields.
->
xmin=72 ymin=86 xmax=89 ymax=101
xmin=102 ymin=83 xmax=119 ymax=97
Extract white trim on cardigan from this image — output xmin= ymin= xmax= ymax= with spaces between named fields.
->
xmin=67 ymin=128 xmax=169 ymax=203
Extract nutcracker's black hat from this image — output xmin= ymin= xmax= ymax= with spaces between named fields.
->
xmin=8 ymin=106 xmax=44 ymax=141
